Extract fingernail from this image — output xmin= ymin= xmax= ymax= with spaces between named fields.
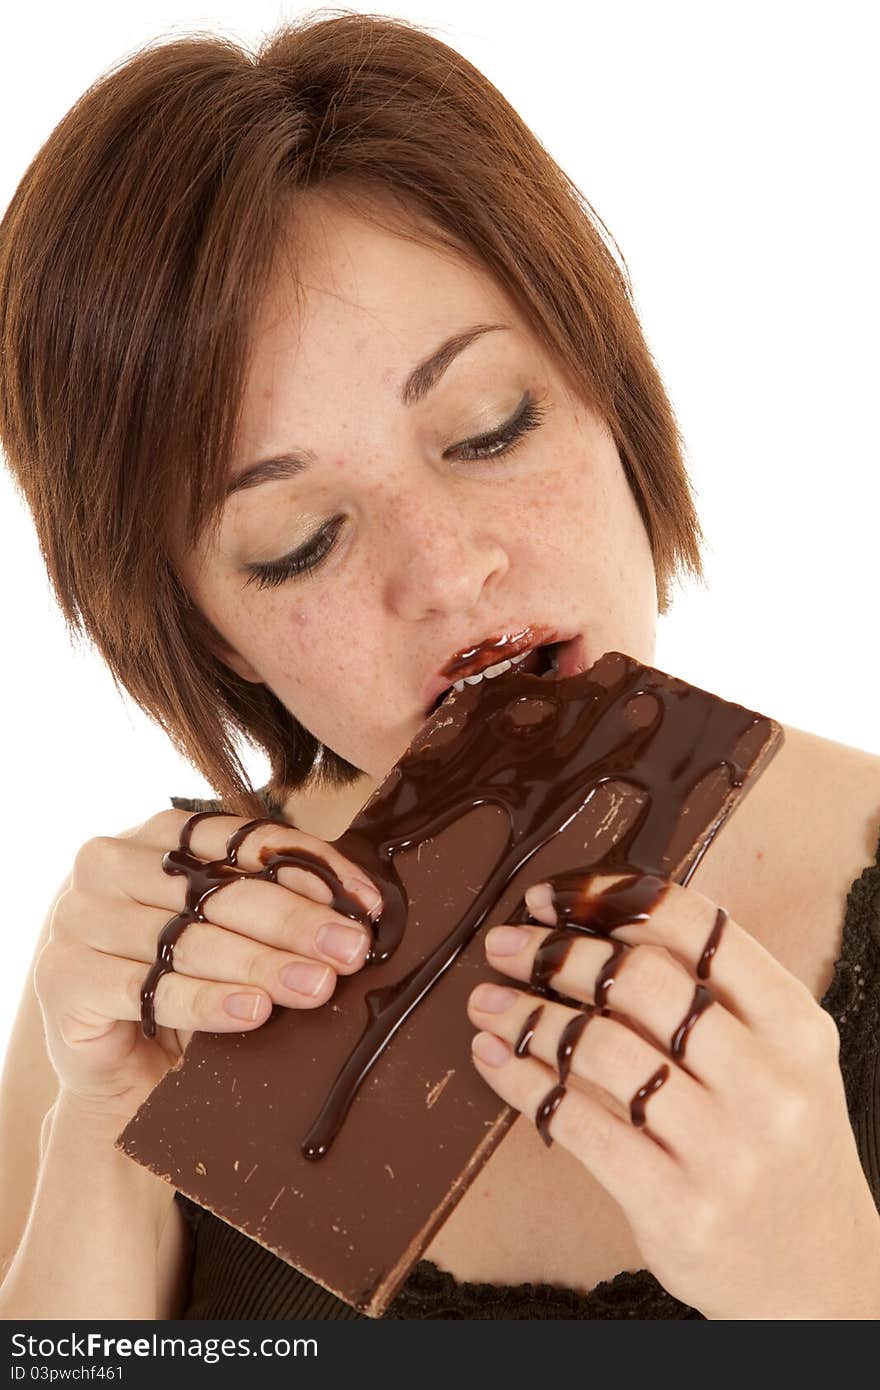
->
xmin=471 ymin=983 xmax=519 ymax=1014
xmin=525 ymin=882 xmax=554 ymax=912
xmin=472 ymin=1032 xmax=511 ymax=1066
xmin=485 ymin=925 xmax=530 ymax=956
xmin=317 ymin=921 xmax=368 ymax=965
xmin=224 ymin=992 xmax=266 ymax=1021
xmin=525 ymin=882 xmax=557 ymax=924
xmin=345 ymin=877 xmax=383 ymax=921
xmin=281 ymin=962 xmax=331 ymax=996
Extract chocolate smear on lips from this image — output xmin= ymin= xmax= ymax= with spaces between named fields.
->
xmin=440 ymin=626 xmax=557 ymax=682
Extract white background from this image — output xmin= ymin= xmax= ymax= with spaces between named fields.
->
xmin=1 ymin=1 xmax=877 ymax=1065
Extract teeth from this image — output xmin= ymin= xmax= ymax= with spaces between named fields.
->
xmin=447 ymin=644 xmax=565 ymax=697
xmin=453 ymin=657 xmax=514 ymax=692
xmin=482 ymin=659 xmax=512 ymax=679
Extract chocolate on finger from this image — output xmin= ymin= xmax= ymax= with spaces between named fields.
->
xmin=121 ymin=651 xmax=782 ymax=1316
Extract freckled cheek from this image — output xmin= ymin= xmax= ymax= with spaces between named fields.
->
xmin=276 ymin=589 xmax=383 ymax=691
xmin=513 ymin=457 xmax=601 ymax=545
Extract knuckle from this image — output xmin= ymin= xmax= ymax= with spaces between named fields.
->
xmin=806 ymin=1003 xmax=841 ymax=1060
xmin=654 ymin=880 xmax=702 ymax=940
xmin=191 ymin=979 xmax=220 ymax=1022
xmin=242 ymin=944 xmax=269 ymax=987
xmin=129 ymin=807 xmax=194 ymax=846
xmin=280 ymin=897 xmax=309 ymax=943
xmin=165 ymin=921 xmax=202 ymax=973
xmin=624 ymin=942 xmax=673 ymax=997
xmin=789 ymin=990 xmax=839 ymax=1063
xmin=588 ymin=1016 xmax=645 ymax=1079
xmin=563 ymin=1093 xmax=612 ymax=1158
xmin=71 ymin=836 xmax=103 ymax=883
xmin=72 ymin=834 xmax=126 ymax=886
xmin=48 ymin=886 xmax=80 ymax=941
xmin=33 ymin=937 xmax=72 ymax=1002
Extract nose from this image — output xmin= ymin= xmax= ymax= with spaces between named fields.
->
xmin=382 ymin=486 xmax=509 ymax=622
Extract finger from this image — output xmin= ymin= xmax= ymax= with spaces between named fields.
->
xmin=468 ymin=982 xmax=712 ymax=1157
xmin=77 ymin=831 xmax=379 ymax=958
xmin=126 ymin=809 xmax=383 ymax=921
xmin=40 ymin=939 xmax=280 ymax=1042
xmin=182 ymin=811 xmax=384 ymax=920
xmin=71 ymin=896 xmax=357 ymax=1006
xmin=75 ymin=833 xmax=346 ymax=917
xmin=469 ymin=1029 xmax=676 ymax=1213
xmin=483 ymin=922 xmax=759 ymax=1090
xmin=69 ymin=847 xmax=373 ymax=973
xmin=525 ymin=871 xmax=818 ymax=1041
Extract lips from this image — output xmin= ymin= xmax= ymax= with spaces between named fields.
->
xmin=440 ymin=626 xmax=558 ymax=682
xmin=422 ymin=627 xmax=587 ymax=717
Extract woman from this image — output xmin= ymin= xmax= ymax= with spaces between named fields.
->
xmin=0 ymin=13 xmax=877 ymax=1320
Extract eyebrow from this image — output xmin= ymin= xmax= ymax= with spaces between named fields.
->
xmin=225 ymin=321 xmax=510 ymax=499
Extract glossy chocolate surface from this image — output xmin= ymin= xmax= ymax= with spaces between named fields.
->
xmin=118 ymin=651 xmax=782 ymax=1316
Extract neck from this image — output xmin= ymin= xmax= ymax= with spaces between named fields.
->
xmin=282 ymin=773 xmax=378 ymax=842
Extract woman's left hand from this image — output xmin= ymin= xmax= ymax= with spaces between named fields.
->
xmin=467 ymin=871 xmax=880 ymax=1319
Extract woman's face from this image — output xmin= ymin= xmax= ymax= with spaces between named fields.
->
xmin=180 ymin=192 xmax=658 ymax=808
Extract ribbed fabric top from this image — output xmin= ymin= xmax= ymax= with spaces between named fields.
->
xmin=168 ymin=792 xmax=880 ymax=1320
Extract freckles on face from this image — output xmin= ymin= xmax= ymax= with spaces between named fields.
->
xmin=180 ymin=193 xmax=658 ymax=784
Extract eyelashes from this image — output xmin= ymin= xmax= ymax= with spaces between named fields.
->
xmin=243 ymin=392 xmax=547 ymax=590
xmin=244 ymin=514 xmax=346 ymax=587
xmin=449 ymin=393 xmax=545 ymax=463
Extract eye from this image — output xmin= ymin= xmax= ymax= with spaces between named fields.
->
xmin=447 ymin=392 xmax=546 ymax=462
xmin=243 ymin=515 xmax=346 ymax=590
xmin=243 ymin=392 xmax=547 ymax=590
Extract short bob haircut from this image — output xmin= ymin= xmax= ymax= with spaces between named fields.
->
xmin=0 ymin=9 xmax=705 ymax=820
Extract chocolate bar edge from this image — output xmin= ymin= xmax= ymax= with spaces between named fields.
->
xmin=114 ymin=659 xmax=786 ymax=1315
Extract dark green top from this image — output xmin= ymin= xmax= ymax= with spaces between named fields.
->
xmin=169 ymin=792 xmax=880 ymax=1320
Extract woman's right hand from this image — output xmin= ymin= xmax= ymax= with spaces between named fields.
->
xmin=34 ymin=809 xmax=382 ymax=1125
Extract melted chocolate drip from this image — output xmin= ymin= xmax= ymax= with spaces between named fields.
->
xmin=670 ymin=983 xmax=715 ymax=1060
xmin=141 ymin=814 xmax=370 ymax=1040
xmin=549 ymin=871 xmax=669 ymax=932
xmin=556 ymin=1009 xmax=595 ymax=1084
xmin=530 ymin=930 xmax=576 ymax=990
xmin=698 ymin=907 xmax=728 ymax=979
xmin=145 ymin=655 xmax=760 ymax=1158
xmin=513 ymin=1005 xmax=544 ymax=1058
xmin=594 ymin=940 xmax=628 ymax=1007
xmin=630 ymin=1064 xmax=670 ymax=1127
xmin=535 ymin=1083 xmax=567 ymax=1147
xmin=304 ymin=658 xmax=753 ymax=1156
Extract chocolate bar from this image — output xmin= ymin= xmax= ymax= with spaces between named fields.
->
xmin=117 ymin=651 xmax=782 ymax=1315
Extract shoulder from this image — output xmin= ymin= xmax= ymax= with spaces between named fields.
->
xmin=690 ymin=723 xmax=880 ymax=999
xmin=775 ymin=725 xmax=880 ymax=885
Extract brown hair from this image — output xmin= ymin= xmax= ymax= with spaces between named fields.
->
xmin=0 ymin=9 xmax=705 ymax=819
